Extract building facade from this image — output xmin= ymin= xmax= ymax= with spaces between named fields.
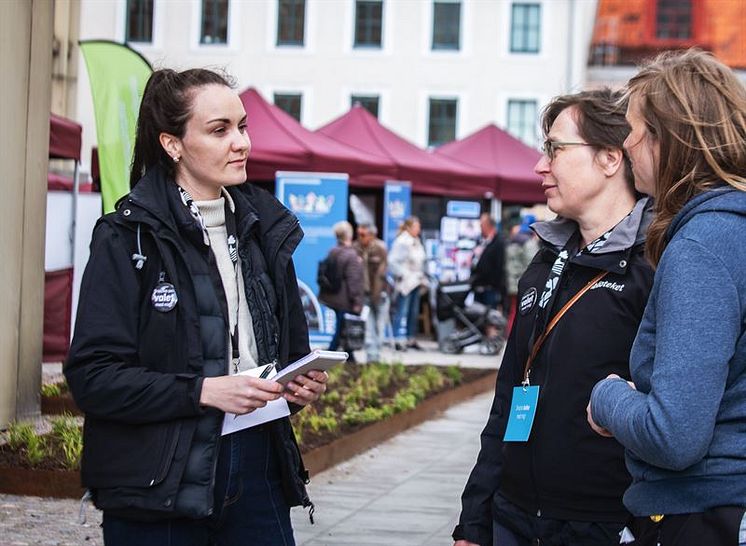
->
xmin=65 ymin=0 xmax=597 ymax=175
xmin=587 ymin=0 xmax=746 ymax=88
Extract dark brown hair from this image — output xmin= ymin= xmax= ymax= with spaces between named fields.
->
xmin=541 ymin=88 xmax=633 ymax=188
xmin=627 ymin=49 xmax=746 ymax=266
xmin=130 ymin=68 xmax=234 ymax=188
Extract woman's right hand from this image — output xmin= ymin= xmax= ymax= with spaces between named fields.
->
xmin=200 ymin=375 xmax=284 ymax=415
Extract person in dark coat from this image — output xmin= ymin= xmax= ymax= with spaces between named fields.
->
xmin=453 ymin=88 xmax=654 ymax=546
xmin=471 ymin=212 xmax=505 ymax=309
xmin=319 ymin=220 xmax=364 ymax=358
xmin=65 ymin=68 xmax=328 ymax=546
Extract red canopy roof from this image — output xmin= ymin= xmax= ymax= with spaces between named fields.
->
xmin=239 ymin=88 xmax=397 ymax=187
xmin=317 ymin=105 xmax=497 ymax=197
xmin=49 ymin=114 xmax=82 ymax=161
xmin=435 ymin=124 xmax=545 ymax=204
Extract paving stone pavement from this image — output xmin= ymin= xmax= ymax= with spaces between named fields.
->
xmin=0 ymin=392 xmax=493 ymax=545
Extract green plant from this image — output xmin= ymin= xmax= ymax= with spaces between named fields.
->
xmin=391 ymin=391 xmax=417 ymax=413
xmin=6 ymin=422 xmax=35 ymax=451
xmin=24 ymin=434 xmax=48 ymax=466
xmin=50 ymin=413 xmax=83 ymax=469
xmin=444 ymin=365 xmax=463 ymax=385
xmin=41 ymin=382 xmax=63 ymax=398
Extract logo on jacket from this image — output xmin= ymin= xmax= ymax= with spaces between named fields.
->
xmin=519 ymin=287 xmax=537 ymax=315
xmin=590 ymin=280 xmax=625 ymax=292
xmin=152 ymin=282 xmax=178 ymax=312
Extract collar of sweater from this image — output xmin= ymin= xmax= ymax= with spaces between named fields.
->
xmin=194 ymin=188 xmax=236 ymax=228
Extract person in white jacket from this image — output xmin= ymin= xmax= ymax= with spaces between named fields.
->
xmin=388 ymin=216 xmax=426 ymax=350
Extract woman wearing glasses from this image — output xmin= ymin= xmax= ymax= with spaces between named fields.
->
xmin=453 ymin=89 xmax=654 ymax=546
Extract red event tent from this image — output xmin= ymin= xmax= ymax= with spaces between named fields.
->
xmin=49 ymin=113 xmax=82 ymax=161
xmin=240 ymin=88 xmax=397 ymax=187
xmin=317 ymin=105 xmax=497 ymax=197
xmin=435 ymin=124 xmax=545 ymax=204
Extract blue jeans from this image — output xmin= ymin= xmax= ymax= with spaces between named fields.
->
xmin=394 ymin=288 xmax=421 ymax=342
xmin=103 ymin=425 xmax=295 ymax=546
xmin=364 ymin=294 xmax=389 ymax=362
xmin=328 ymin=308 xmax=345 ymax=351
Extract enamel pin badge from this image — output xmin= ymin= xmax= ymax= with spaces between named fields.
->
xmin=152 ymin=272 xmax=178 ymax=312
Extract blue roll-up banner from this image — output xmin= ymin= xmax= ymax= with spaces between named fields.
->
xmin=383 ymin=181 xmax=411 ymax=250
xmin=276 ymin=171 xmax=349 ymax=346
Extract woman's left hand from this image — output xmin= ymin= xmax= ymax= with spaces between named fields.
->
xmin=586 ymin=401 xmax=614 ymax=438
xmin=586 ymin=373 xmax=637 ymax=437
xmin=283 ymin=370 xmax=329 ymax=406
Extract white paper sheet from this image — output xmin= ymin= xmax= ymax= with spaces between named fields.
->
xmin=221 ymin=364 xmax=291 ymax=436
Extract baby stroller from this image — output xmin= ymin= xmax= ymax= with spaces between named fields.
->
xmin=435 ymin=281 xmax=507 ymax=355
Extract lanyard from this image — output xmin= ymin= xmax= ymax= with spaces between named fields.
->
xmin=522 ymin=269 xmax=608 ymax=386
xmin=523 ymin=226 xmax=614 ymax=386
xmin=223 ymin=199 xmax=241 ymax=374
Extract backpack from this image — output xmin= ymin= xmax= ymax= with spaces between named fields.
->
xmin=317 ymin=253 xmax=341 ymax=293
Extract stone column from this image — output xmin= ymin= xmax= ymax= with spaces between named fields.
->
xmin=0 ymin=0 xmax=54 ymax=425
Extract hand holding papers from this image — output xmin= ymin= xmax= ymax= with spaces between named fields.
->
xmin=273 ymin=350 xmax=349 ymax=386
xmin=221 ymin=363 xmax=290 ymax=436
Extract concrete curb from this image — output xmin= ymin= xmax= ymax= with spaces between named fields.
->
xmin=302 ymin=371 xmax=497 ymax=475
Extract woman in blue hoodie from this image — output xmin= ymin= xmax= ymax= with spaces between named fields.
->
xmin=588 ymin=49 xmax=746 ymax=545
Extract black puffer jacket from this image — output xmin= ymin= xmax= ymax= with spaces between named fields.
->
xmin=65 ymin=165 xmax=312 ymax=519
xmin=453 ymin=198 xmax=655 ymax=546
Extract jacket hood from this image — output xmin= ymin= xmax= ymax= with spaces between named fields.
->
xmin=533 ymin=196 xmax=653 ymax=254
xmin=668 ymin=186 xmax=746 ymax=239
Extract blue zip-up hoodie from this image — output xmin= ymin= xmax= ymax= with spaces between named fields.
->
xmin=591 ymin=187 xmax=746 ymax=516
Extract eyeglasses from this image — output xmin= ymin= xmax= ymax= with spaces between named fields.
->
xmin=541 ymin=139 xmax=595 ymax=162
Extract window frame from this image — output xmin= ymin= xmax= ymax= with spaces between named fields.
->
xmin=276 ymin=0 xmax=306 ymax=47
xmin=273 ymin=92 xmax=304 ymax=123
xmin=353 ymin=0 xmax=384 ymax=49
xmin=427 ymin=97 xmax=459 ymax=148
xmin=124 ymin=0 xmax=154 ymax=44
xmin=509 ymin=2 xmax=541 ymax=54
xmin=350 ymin=94 xmax=380 ymax=118
xmin=199 ymin=0 xmax=230 ymax=46
xmin=431 ymin=0 xmax=461 ymax=51
xmin=506 ymin=98 xmax=539 ymax=148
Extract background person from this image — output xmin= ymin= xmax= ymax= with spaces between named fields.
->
xmin=470 ymin=213 xmax=505 ymax=310
xmin=588 ymin=49 xmax=746 ymax=546
xmin=319 ymin=220 xmax=364 ymax=360
xmin=353 ymin=223 xmax=389 ymax=363
xmin=65 ymin=68 xmax=327 ymax=546
xmin=453 ymin=88 xmax=654 ymax=546
xmin=504 ymin=215 xmax=539 ymax=330
xmin=388 ymin=216 xmax=427 ymax=351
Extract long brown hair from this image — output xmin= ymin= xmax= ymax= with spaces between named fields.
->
xmin=627 ymin=49 xmax=746 ymax=266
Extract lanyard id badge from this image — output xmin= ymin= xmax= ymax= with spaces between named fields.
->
xmin=503 ymin=385 xmax=540 ymax=442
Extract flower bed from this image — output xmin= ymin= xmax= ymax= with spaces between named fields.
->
xmin=1 ymin=363 xmax=495 ymax=497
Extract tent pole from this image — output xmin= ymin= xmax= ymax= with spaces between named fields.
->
xmin=70 ymin=161 xmax=79 ymax=269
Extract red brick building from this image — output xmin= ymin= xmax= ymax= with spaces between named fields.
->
xmin=588 ymin=0 xmax=746 ymax=83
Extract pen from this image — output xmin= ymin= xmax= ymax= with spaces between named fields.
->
xmin=234 ymin=362 xmax=277 ymax=419
xmin=258 ymin=362 xmax=275 ymax=379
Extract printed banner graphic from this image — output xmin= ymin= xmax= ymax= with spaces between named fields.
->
xmin=383 ymin=181 xmax=411 ymax=250
xmin=276 ymin=172 xmax=349 ymax=346
xmin=80 ymin=40 xmax=152 ymax=213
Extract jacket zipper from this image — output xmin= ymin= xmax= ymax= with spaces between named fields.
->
xmin=150 ymin=423 xmax=180 ymax=486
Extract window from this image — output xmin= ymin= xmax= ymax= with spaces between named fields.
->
xmin=510 ymin=3 xmax=541 ymax=53
xmin=656 ymin=0 xmax=692 ymax=40
xmin=125 ymin=0 xmax=153 ymax=43
xmin=507 ymin=99 xmax=538 ymax=147
xmin=201 ymin=0 xmax=229 ymax=45
xmin=274 ymin=93 xmax=302 ymax=122
xmin=277 ymin=0 xmax=305 ymax=46
xmin=432 ymin=1 xmax=460 ymax=50
xmin=354 ymin=0 xmax=383 ymax=48
xmin=428 ymin=98 xmax=458 ymax=147
xmin=351 ymin=95 xmax=379 ymax=118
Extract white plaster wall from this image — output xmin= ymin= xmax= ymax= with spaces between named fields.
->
xmin=74 ymin=0 xmax=597 ymax=172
